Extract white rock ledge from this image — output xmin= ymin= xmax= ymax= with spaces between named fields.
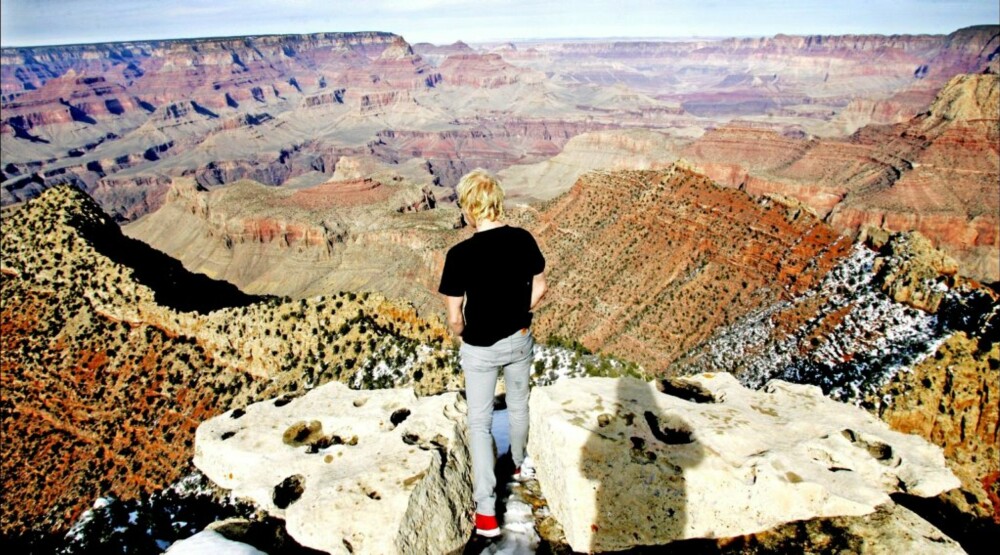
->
xmin=193 ymin=382 xmax=473 ymax=555
xmin=527 ymin=373 xmax=960 ymax=553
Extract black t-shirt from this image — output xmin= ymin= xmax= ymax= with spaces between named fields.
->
xmin=438 ymin=225 xmax=545 ymax=346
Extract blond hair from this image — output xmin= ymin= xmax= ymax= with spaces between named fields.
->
xmin=456 ymin=169 xmax=505 ymax=226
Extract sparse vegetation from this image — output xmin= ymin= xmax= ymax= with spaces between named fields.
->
xmin=528 ymin=167 xmax=852 ymax=370
xmin=0 ymin=186 xmax=457 ymax=541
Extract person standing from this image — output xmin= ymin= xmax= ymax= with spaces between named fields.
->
xmin=438 ymin=169 xmax=547 ymax=538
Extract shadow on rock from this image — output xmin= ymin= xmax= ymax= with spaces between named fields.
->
xmin=583 ymin=377 xmax=706 ymax=552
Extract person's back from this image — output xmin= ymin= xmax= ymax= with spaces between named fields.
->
xmin=438 ymin=169 xmax=546 ymax=538
xmin=440 ymin=225 xmax=543 ymax=346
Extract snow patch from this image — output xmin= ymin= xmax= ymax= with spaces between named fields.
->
xmin=165 ymin=530 xmax=266 ymax=555
xmin=679 ymin=243 xmax=951 ymax=403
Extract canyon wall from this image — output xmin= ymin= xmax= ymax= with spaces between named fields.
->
xmin=4 ymin=26 xmax=996 ymax=227
xmin=683 ymin=71 xmax=999 ymax=283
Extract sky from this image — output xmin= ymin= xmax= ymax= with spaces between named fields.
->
xmin=1 ymin=0 xmax=997 ymax=47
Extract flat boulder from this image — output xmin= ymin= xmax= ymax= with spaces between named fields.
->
xmin=527 ymin=373 xmax=960 ymax=552
xmin=193 ymin=382 xmax=473 ymax=554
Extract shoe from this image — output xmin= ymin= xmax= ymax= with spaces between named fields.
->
xmin=513 ymin=456 xmax=536 ymax=482
xmin=475 ymin=513 xmax=501 ymax=537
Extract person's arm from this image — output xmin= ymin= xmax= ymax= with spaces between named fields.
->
xmin=444 ymin=294 xmax=465 ymax=338
xmin=530 ymin=271 xmax=547 ymax=310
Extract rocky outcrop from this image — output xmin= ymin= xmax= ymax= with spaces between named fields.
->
xmin=193 ymin=382 xmax=473 ymax=554
xmin=356 ymin=90 xmax=417 ymax=115
xmin=830 ymin=72 xmax=999 ymax=283
xmin=123 ymin=176 xmax=453 ymax=311
xmin=868 ymin=230 xmax=960 ymax=312
xmin=873 ymin=332 xmax=999 ymax=545
xmin=528 ymin=373 xmax=959 ymax=552
xmin=302 ymin=89 xmax=345 ymax=107
xmin=830 ymin=88 xmax=938 ymax=135
xmin=90 ymin=174 xmax=173 ymax=221
xmin=718 ymin=502 xmax=964 ymax=554
xmin=369 ymin=118 xmax=613 ymax=188
xmin=665 ymin=227 xmax=997 ymax=551
xmin=166 ymin=530 xmax=266 ymax=554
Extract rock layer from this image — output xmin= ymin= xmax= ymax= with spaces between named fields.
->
xmin=193 ymin=382 xmax=473 ymax=555
xmin=123 ymin=176 xmax=455 ymax=311
xmin=684 ymin=72 xmax=1000 ymax=283
xmin=499 ymin=129 xmax=681 ymax=201
xmin=527 ymin=373 xmax=959 ymax=552
xmin=5 ymin=25 xmax=996 ymax=224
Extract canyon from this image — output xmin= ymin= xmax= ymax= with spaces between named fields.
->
xmin=4 ymin=166 xmax=996 ymax=553
xmin=683 ymin=71 xmax=999 ymax=283
xmin=2 ymin=23 xmax=999 ymax=554
xmin=3 ymin=26 xmax=998 ymax=282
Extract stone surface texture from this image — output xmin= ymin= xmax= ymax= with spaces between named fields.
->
xmin=193 ymin=382 xmax=473 ymax=555
xmin=527 ymin=373 xmax=960 ymax=552
xmin=869 ymin=230 xmax=960 ymax=313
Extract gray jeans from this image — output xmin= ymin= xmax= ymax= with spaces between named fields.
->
xmin=460 ymin=328 xmax=534 ymax=516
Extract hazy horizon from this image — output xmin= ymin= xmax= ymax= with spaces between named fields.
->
xmin=1 ymin=0 xmax=997 ymax=48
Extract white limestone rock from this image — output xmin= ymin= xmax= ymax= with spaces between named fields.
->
xmin=527 ymin=373 xmax=960 ymax=552
xmin=193 ymin=382 xmax=473 ymax=555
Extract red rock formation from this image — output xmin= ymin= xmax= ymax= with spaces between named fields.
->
xmin=684 ymin=72 xmax=1000 ymax=282
xmin=4 ymin=25 xmax=997 ymax=231
xmin=525 ymin=165 xmax=853 ymax=370
xmin=0 ymin=32 xmax=410 ymax=134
